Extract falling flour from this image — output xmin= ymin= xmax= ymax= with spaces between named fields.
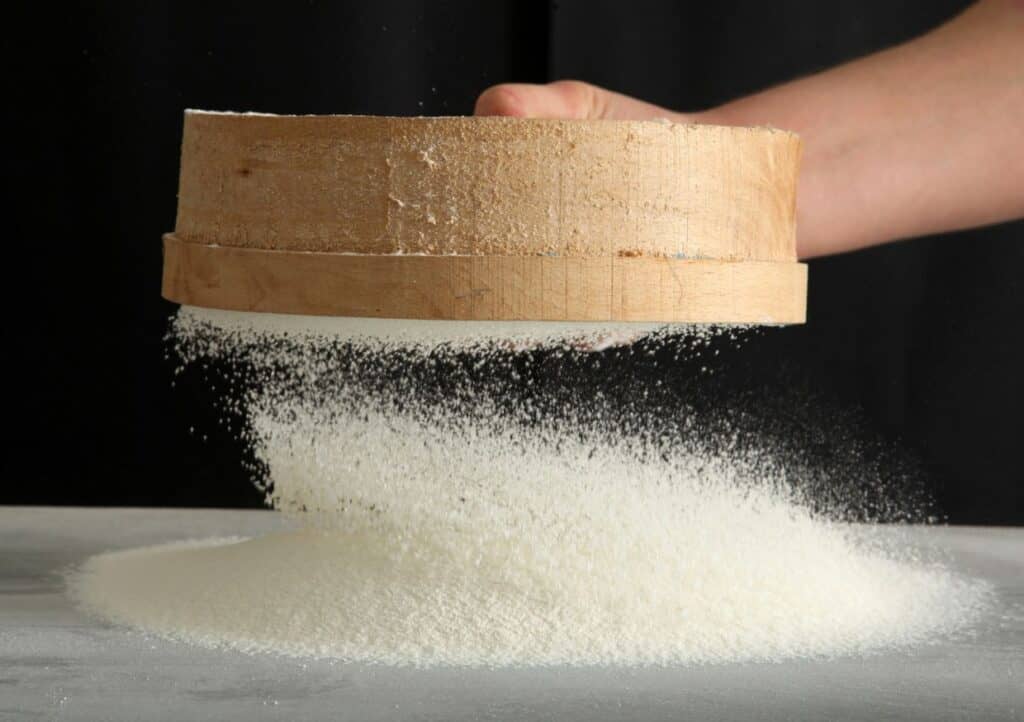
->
xmin=68 ymin=306 xmax=989 ymax=667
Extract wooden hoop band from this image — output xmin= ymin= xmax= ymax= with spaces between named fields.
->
xmin=163 ymin=234 xmax=806 ymax=324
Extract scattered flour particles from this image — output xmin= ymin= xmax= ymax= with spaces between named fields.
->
xmin=69 ymin=306 xmax=989 ymax=667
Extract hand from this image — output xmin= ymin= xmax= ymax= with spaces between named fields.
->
xmin=473 ymin=2 xmax=1024 ymax=260
xmin=475 ymin=80 xmax=697 ymax=124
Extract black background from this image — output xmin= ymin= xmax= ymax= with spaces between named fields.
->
xmin=7 ymin=1 xmax=1021 ymax=524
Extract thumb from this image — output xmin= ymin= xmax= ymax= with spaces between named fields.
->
xmin=475 ymin=80 xmax=693 ymax=122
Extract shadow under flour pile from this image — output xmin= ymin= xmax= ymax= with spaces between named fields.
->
xmin=69 ymin=308 xmax=988 ymax=667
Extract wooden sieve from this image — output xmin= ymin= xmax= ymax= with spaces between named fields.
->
xmin=162 ymin=111 xmax=806 ymax=324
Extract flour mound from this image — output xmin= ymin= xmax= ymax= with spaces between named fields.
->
xmin=69 ymin=307 xmax=988 ymax=667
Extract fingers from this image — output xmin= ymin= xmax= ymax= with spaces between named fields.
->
xmin=475 ymin=80 xmax=693 ymax=123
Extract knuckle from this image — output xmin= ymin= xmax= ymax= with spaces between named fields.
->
xmin=550 ymin=80 xmax=601 ymax=118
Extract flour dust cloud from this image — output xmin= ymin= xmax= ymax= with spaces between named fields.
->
xmin=69 ymin=306 xmax=989 ymax=667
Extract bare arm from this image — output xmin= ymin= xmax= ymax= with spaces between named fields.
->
xmin=475 ymin=0 xmax=1024 ymax=258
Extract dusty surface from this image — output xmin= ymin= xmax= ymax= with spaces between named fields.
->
xmin=3 ymin=507 xmax=1022 ymax=721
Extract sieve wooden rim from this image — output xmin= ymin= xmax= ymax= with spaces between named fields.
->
xmin=162 ymin=234 xmax=807 ymax=324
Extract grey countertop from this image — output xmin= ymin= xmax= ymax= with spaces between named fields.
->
xmin=2 ymin=506 xmax=1022 ymax=721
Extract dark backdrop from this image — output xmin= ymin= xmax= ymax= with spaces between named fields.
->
xmin=7 ymin=1 xmax=1022 ymax=524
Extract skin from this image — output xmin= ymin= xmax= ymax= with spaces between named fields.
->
xmin=475 ymin=0 xmax=1024 ymax=259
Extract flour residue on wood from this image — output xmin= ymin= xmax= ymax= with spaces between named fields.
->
xmin=175 ymin=111 xmax=801 ymax=261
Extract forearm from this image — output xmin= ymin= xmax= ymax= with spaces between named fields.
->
xmin=700 ymin=0 xmax=1024 ymax=258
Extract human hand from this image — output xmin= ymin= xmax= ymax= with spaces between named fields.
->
xmin=475 ymin=80 xmax=698 ymax=123
xmin=473 ymin=0 xmax=1024 ymax=261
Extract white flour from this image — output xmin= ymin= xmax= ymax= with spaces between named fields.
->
xmin=68 ymin=307 xmax=988 ymax=666
xmin=166 ymin=306 xmax=718 ymax=354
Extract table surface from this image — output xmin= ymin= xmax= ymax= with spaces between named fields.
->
xmin=2 ymin=506 xmax=1022 ymax=722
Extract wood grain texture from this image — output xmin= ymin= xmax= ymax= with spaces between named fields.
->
xmin=163 ymin=235 xmax=806 ymax=324
xmin=175 ymin=112 xmax=801 ymax=261
xmin=166 ymin=111 xmax=806 ymax=322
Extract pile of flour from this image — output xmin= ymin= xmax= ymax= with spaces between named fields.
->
xmin=68 ymin=306 xmax=988 ymax=666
